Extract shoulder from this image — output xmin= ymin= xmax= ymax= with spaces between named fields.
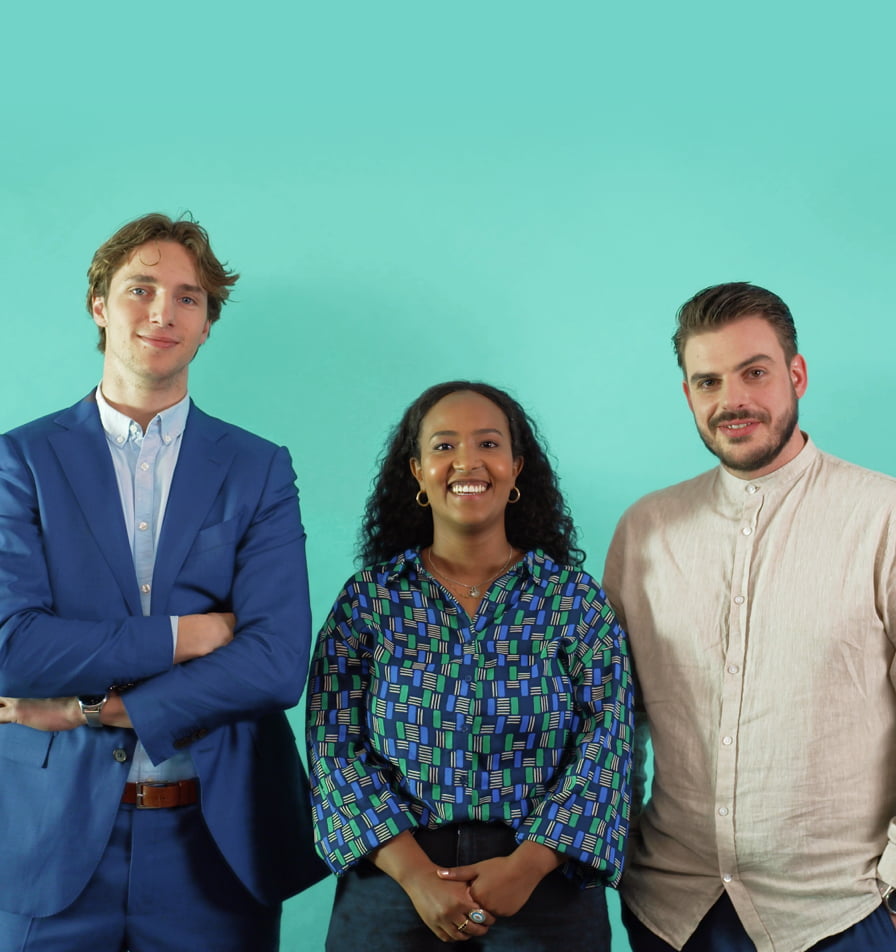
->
xmin=186 ymin=404 xmax=284 ymax=457
xmin=527 ymin=549 xmax=607 ymax=601
xmin=614 ymin=468 xmax=717 ymax=529
xmin=334 ymin=550 xmax=417 ymax=601
xmin=813 ymin=449 xmax=896 ymax=500
xmin=3 ymin=394 xmax=98 ymax=443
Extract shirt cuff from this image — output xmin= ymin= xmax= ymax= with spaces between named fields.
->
xmin=877 ymin=819 xmax=896 ymax=886
xmin=170 ymin=616 xmax=179 ymax=662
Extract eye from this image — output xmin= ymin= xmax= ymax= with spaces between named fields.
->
xmin=129 ymin=287 xmax=148 ymax=296
xmin=696 ymin=378 xmax=719 ymax=391
xmin=480 ymin=439 xmax=499 ymax=449
xmin=747 ymin=367 xmax=766 ymax=379
xmin=179 ymin=295 xmax=198 ymax=305
xmin=432 ymin=441 xmax=453 ymax=451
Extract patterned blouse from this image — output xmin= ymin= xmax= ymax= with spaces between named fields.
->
xmin=306 ymin=548 xmax=634 ymax=886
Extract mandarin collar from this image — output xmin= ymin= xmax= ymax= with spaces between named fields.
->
xmin=716 ymin=432 xmax=819 ymax=501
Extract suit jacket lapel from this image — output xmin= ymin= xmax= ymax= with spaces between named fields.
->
xmin=48 ymin=395 xmax=143 ymax=614
xmin=151 ymin=406 xmax=233 ymax=610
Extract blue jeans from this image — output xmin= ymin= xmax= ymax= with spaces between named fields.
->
xmin=326 ymin=822 xmax=610 ymax=951
xmin=623 ymin=891 xmax=896 ymax=952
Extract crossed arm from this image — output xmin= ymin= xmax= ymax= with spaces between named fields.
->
xmin=0 ymin=610 xmax=236 ymax=730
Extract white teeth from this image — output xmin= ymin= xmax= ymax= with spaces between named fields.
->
xmin=726 ymin=423 xmax=750 ymax=430
xmin=451 ymin=483 xmax=487 ymax=495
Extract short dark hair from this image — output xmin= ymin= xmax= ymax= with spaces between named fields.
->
xmin=359 ymin=381 xmax=584 ymax=567
xmin=673 ymin=282 xmax=798 ymax=371
xmin=86 ymin=213 xmax=239 ymax=352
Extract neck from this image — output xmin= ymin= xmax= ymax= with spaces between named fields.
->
xmin=429 ymin=530 xmax=514 ymax=577
xmin=99 ymin=376 xmax=187 ymax=432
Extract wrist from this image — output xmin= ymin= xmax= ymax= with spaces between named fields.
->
xmin=510 ymin=840 xmax=563 ymax=880
xmin=77 ymin=693 xmax=109 ymax=728
xmin=880 ymin=882 xmax=896 ymax=915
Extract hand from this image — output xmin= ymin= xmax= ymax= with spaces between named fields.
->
xmin=437 ymin=841 xmax=563 ymax=918
xmin=176 ymin=611 xmax=236 ymax=662
xmin=369 ymin=831 xmax=496 ymax=942
xmin=0 ymin=696 xmax=83 ymax=732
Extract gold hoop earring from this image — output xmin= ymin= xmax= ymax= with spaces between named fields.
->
xmin=508 ymin=486 xmax=521 ymax=504
xmin=416 ymin=489 xmax=430 ymax=508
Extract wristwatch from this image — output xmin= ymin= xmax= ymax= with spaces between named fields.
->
xmin=881 ymin=884 xmax=896 ymax=916
xmin=77 ymin=694 xmax=109 ymax=728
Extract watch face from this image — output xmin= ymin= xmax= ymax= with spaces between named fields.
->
xmin=78 ymin=695 xmax=106 ymax=706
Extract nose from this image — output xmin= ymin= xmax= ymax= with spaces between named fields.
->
xmin=452 ymin=444 xmax=482 ymax=473
xmin=149 ymin=293 xmax=175 ymax=326
xmin=719 ymin=376 xmax=749 ymax=410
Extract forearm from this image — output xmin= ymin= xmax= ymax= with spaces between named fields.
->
xmin=370 ymin=830 xmax=439 ymax=885
xmin=0 ymin=613 xmax=175 ymax=697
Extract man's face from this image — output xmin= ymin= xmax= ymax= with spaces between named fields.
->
xmin=682 ymin=315 xmax=808 ymax=479
xmin=92 ymin=241 xmax=210 ymax=396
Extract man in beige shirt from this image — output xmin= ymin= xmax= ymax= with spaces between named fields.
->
xmin=603 ymin=282 xmax=896 ymax=952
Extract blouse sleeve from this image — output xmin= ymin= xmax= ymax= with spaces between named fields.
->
xmin=517 ymin=582 xmax=634 ymax=887
xmin=305 ymin=580 xmax=419 ymax=873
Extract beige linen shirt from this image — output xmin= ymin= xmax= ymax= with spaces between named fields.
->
xmin=603 ymin=436 xmax=896 ymax=952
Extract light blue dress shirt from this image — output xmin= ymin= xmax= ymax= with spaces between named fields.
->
xmin=95 ymin=386 xmax=195 ymax=782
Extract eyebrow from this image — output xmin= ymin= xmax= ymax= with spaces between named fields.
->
xmin=688 ymin=352 xmax=774 ymax=385
xmin=428 ymin=428 xmax=505 ymax=440
xmin=122 ymin=273 xmax=206 ymax=296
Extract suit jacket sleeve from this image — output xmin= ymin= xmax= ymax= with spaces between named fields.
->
xmin=121 ymin=442 xmax=311 ymax=764
xmin=0 ymin=430 xmax=174 ymax=696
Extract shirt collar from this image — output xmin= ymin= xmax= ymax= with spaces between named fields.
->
xmin=384 ymin=546 xmax=550 ymax=585
xmin=95 ymin=385 xmax=190 ymax=447
xmin=716 ymin=432 xmax=819 ymax=500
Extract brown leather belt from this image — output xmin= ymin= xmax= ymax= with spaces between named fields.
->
xmin=122 ymin=779 xmax=199 ymax=809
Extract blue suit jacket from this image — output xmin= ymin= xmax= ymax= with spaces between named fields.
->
xmin=0 ymin=394 xmax=327 ymax=918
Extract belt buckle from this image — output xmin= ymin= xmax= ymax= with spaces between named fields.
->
xmin=135 ymin=780 xmax=168 ymax=810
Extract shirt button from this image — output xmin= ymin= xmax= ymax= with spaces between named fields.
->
xmin=116 ymin=435 xmax=125 ymax=444
xmin=163 ymin=435 xmax=172 ymax=444
xmin=141 ymin=584 xmax=151 ymax=594
xmin=747 ymin=484 xmax=758 ymax=494
xmin=722 ymin=736 xmax=733 ymax=746
xmin=733 ymin=595 xmax=745 ymax=605
xmin=138 ymin=522 xmax=149 ymax=531
xmin=741 ymin=526 xmax=752 ymax=536
xmin=113 ymin=748 xmax=128 ymax=763
xmin=140 ymin=462 xmax=150 ymax=471
xmin=718 ymin=806 xmax=729 ymax=816
xmin=722 ymin=873 xmax=733 ymax=883
xmin=727 ymin=665 xmax=740 ymax=675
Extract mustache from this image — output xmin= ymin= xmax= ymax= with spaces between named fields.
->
xmin=710 ymin=409 xmax=769 ymax=427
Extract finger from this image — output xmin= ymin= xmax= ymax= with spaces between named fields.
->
xmin=436 ymin=865 xmax=477 ymax=882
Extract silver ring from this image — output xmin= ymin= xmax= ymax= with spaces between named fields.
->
xmin=468 ymin=909 xmax=487 ymax=925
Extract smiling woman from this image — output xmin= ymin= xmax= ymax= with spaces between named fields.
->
xmin=306 ymin=380 xmax=635 ymax=951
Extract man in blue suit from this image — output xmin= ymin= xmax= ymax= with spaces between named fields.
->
xmin=0 ymin=213 xmax=324 ymax=950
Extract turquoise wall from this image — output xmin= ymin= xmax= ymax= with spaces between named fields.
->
xmin=3 ymin=2 xmax=894 ymax=948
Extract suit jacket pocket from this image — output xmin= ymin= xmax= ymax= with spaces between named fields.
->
xmin=190 ymin=512 xmax=245 ymax=555
xmin=0 ymin=723 xmax=55 ymax=767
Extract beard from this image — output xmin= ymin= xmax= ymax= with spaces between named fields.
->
xmin=697 ymin=399 xmax=800 ymax=475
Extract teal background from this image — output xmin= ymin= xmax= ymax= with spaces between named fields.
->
xmin=3 ymin=2 xmax=894 ymax=949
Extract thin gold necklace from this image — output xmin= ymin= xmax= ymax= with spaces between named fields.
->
xmin=425 ymin=546 xmax=515 ymax=598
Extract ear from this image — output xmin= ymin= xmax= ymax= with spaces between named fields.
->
xmin=409 ymin=457 xmax=423 ymax=486
xmin=199 ymin=320 xmax=211 ymax=346
xmin=512 ymin=456 xmax=524 ymax=480
xmin=91 ymin=296 xmax=108 ymax=328
xmin=682 ymin=379 xmax=694 ymax=412
xmin=790 ymin=354 xmax=808 ymax=398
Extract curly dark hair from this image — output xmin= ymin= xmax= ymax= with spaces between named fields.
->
xmin=359 ymin=381 xmax=584 ymax=567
